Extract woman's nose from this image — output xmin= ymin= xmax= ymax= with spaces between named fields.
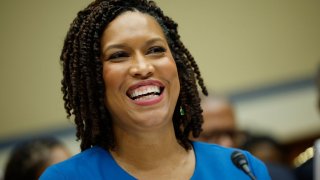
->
xmin=129 ymin=54 xmax=155 ymax=79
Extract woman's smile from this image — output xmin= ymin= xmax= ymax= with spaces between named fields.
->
xmin=126 ymin=79 xmax=165 ymax=106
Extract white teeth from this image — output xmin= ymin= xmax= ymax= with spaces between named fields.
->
xmin=129 ymin=85 xmax=160 ymax=99
xmin=135 ymin=94 xmax=158 ymax=101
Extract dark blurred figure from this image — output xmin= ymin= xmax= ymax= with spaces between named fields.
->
xmin=295 ymin=158 xmax=313 ymax=180
xmin=198 ymin=96 xmax=238 ymax=147
xmin=294 ymin=66 xmax=320 ymax=180
xmin=241 ymin=136 xmax=284 ymax=164
xmin=4 ymin=137 xmax=71 ymax=180
xmin=242 ymin=135 xmax=297 ymax=180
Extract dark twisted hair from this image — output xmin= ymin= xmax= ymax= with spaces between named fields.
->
xmin=61 ymin=0 xmax=208 ymax=151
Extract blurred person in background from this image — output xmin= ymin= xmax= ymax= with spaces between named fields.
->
xmin=197 ymin=95 xmax=241 ymax=148
xmin=241 ymin=135 xmax=297 ymax=180
xmin=4 ymin=137 xmax=71 ymax=180
xmin=241 ymin=136 xmax=285 ymax=164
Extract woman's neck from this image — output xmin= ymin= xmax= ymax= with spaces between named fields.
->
xmin=112 ymin=123 xmax=185 ymax=166
xmin=110 ymin=123 xmax=195 ymax=179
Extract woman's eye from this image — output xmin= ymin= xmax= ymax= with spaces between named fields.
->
xmin=146 ymin=46 xmax=166 ymax=55
xmin=107 ymin=51 xmax=129 ymax=61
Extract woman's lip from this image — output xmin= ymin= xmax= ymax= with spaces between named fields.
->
xmin=131 ymin=92 xmax=164 ymax=106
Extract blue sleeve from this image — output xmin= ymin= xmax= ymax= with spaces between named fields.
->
xmin=244 ymin=151 xmax=271 ymax=180
xmin=39 ymin=166 xmax=66 ymax=180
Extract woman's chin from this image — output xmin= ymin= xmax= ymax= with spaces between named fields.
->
xmin=131 ymin=113 xmax=173 ymax=130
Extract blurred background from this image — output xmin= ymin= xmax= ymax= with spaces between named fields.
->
xmin=0 ymin=0 xmax=319 ymax=174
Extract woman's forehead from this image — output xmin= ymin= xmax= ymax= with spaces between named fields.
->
xmin=101 ymin=11 xmax=167 ymax=49
xmin=107 ymin=11 xmax=163 ymax=34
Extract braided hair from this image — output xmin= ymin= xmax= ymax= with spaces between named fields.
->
xmin=61 ymin=0 xmax=208 ymax=151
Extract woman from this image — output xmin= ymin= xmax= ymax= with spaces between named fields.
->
xmin=41 ymin=0 xmax=270 ymax=179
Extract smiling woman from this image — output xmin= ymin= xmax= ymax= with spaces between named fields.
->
xmin=101 ymin=11 xmax=180 ymax=131
xmin=39 ymin=0 xmax=270 ymax=179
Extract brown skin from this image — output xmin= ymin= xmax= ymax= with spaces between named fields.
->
xmin=101 ymin=11 xmax=195 ymax=180
xmin=198 ymin=98 xmax=237 ymax=147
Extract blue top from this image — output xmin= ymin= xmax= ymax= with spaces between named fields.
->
xmin=40 ymin=141 xmax=270 ymax=180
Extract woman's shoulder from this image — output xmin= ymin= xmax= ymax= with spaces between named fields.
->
xmin=56 ymin=145 xmax=106 ymax=166
xmin=192 ymin=141 xmax=237 ymax=156
xmin=193 ymin=141 xmax=257 ymax=157
xmin=191 ymin=141 xmax=271 ymax=180
xmin=192 ymin=140 xmax=263 ymax=165
xmin=39 ymin=146 xmax=108 ymax=179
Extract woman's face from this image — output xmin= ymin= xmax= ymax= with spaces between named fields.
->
xmin=101 ymin=11 xmax=180 ymax=133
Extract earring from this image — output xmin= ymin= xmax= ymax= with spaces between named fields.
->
xmin=180 ymin=106 xmax=185 ymax=116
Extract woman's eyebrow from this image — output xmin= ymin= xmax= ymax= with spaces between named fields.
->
xmin=102 ymin=44 xmax=127 ymax=54
xmin=145 ymin=37 xmax=166 ymax=46
xmin=102 ymin=37 xmax=166 ymax=54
